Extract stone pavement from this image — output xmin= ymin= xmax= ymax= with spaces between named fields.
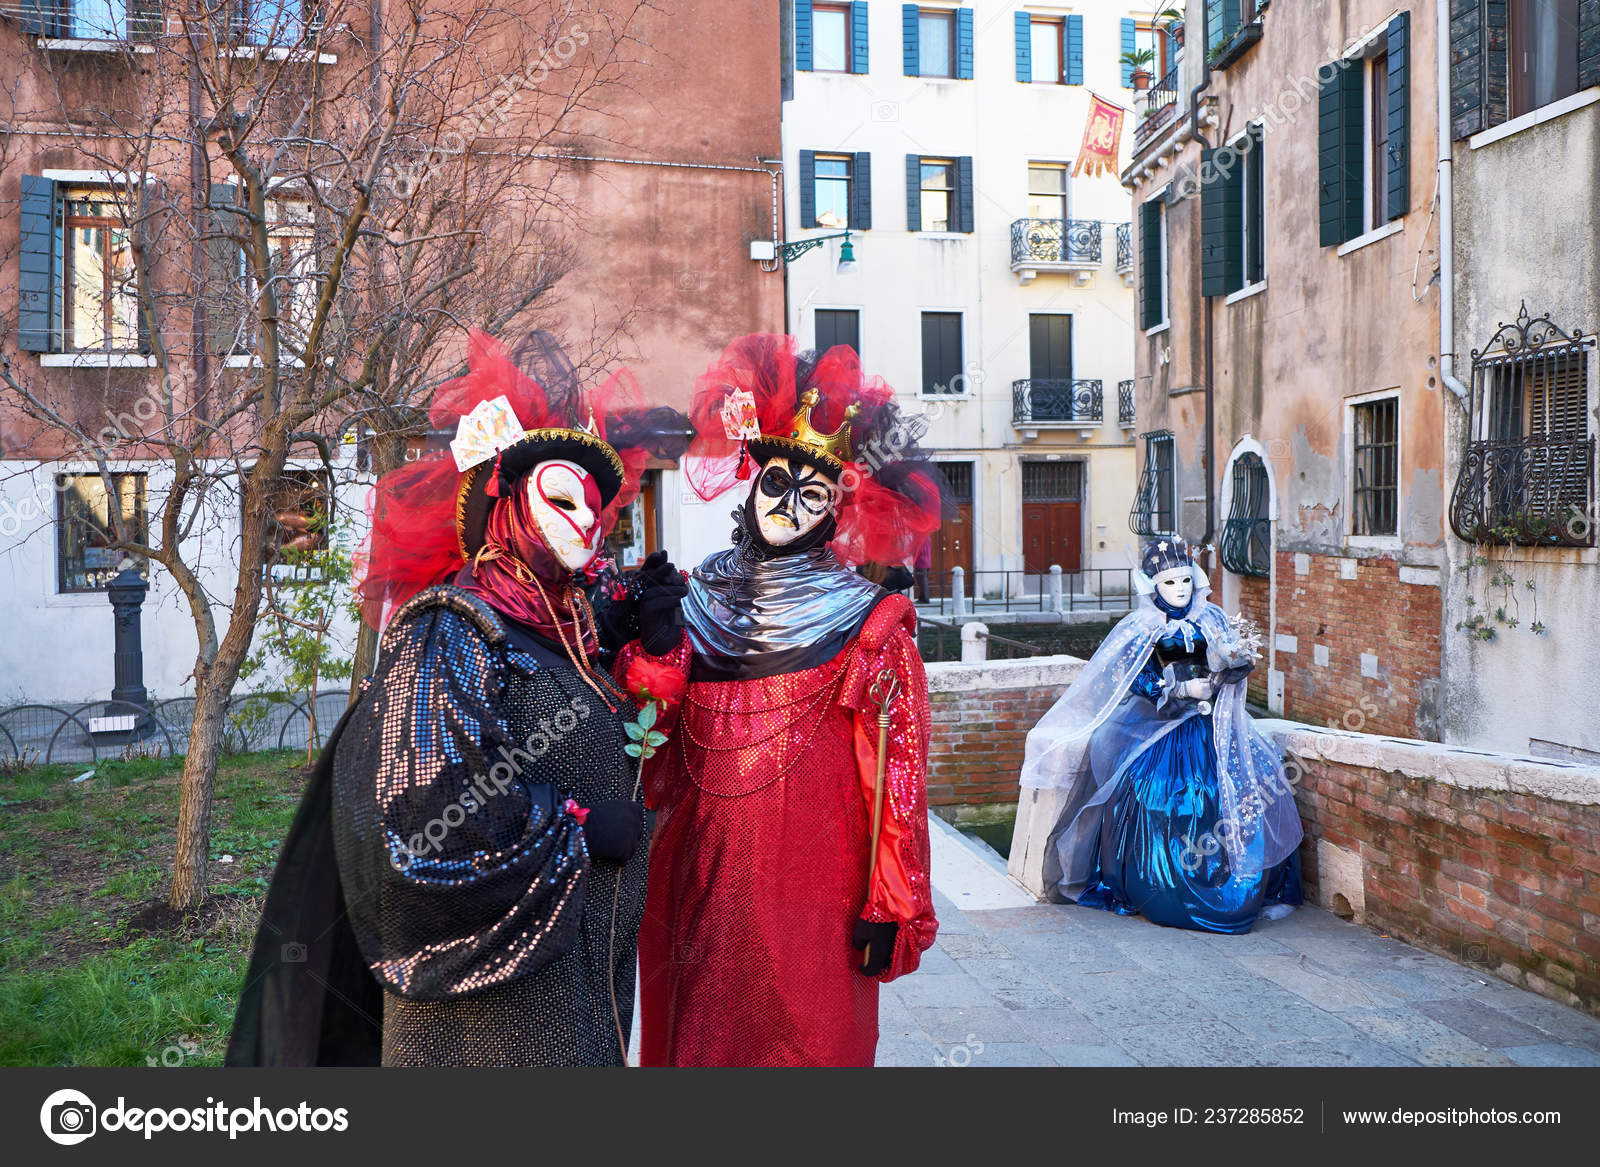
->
xmin=875 ymin=820 xmax=1600 ymax=1068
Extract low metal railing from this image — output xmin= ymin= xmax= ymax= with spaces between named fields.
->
xmin=1118 ymin=379 xmax=1136 ymax=426
xmin=915 ymin=567 xmax=1135 ymax=617
xmin=1009 ymin=218 xmax=1102 ymax=267
xmin=1134 ymin=61 xmax=1181 ymax=152
xmin=1115 ymin=222 xmax=1133 ymax=272
xmin=1013 ymin=378 xmax=1104 ymax=425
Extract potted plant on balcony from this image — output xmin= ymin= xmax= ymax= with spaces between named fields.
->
xmin=1122 ymin=47 xmax=1155 ymax=90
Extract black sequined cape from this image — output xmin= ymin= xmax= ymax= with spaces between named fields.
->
xmin=227 ymin=586 xmax=649 ymax=1067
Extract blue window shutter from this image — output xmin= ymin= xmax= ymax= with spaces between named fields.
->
xmin=851 ymin=1 xmax=870 ymax=73
xmin=955 ymin=156 xmax=974 ymax=233
xmin=852 ymin=152 xmax=873 ymax=229
xmin=18 ymin=175 xmax=59 ymax=353
xmin=903 ymin=4 xmax=920 ymax=75
xmin=799 ymin=151 xmax=817 ymax=228
xmin=956 ymin=8 xmax=974 ymax=78
xmin=1066 ymin=14 xmax=1084 ymax=85
xmin=796 ymin=1 xmax=813 ymax=71
xmin=1014 ymin=11 xmax=1032 ymax=82
xmin=1121 ymin=18 xmax=1137 ymax=87
xmin=1386 ymin=12 xmax=1410 ymax=219
xmin=905 ymin=154 xmax=922 ymax=231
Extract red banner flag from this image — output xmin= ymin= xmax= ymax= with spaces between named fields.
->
xmin=1072 ymin=92 xmax=1126 ymax=179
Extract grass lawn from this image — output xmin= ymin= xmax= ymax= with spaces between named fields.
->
xmin=0 ymin=749 xmax=308 ymax=1066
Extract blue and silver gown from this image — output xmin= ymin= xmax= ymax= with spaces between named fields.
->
xmin=1072 ymin=625 xmax=1301 ymax=934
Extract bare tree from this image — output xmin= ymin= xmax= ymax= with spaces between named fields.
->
xmin=0 ymin=0 xmax=653 ymax=908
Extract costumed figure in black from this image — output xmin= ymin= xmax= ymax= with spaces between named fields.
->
xmin=226 ymin=329 xmax=688 ymax=1066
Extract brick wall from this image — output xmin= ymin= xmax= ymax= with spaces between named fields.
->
xmin=1251 ymin=551 xmax=1442 ymax=740
xmin=925 ymin=656 xmax=1083 ymax=808
xmin=1266 ymin=722 xmax=1600 ymax=1016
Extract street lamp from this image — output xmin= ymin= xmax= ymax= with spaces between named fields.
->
xmin=777 ymin=230 xmax=857 ymax=274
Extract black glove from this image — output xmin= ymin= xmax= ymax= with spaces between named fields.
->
xmin=579 ymin=798 xmax=643 ymax=864
xmin=852 ymin=917 xmax=899 ymax=977
xmin=636 ymin=550 xmax=688 ymax=655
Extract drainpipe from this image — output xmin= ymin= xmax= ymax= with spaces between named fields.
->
xmin=1435 ymin=0 xmax=1470 ymax=406
xmin=1190 ymin=41 xmax=1218 ymax=562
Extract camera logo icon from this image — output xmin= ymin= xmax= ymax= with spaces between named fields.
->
xmin=40 ymin=1088 xmax=97 ymax=1146
xmin=281 ymin=941 xmax=308 ymax=963
xmin=871 ymin=100 xmax=899 ymax=122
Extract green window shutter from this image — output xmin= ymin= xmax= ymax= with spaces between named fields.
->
xmin=851 ymin=1 xmax=870 ymax=73
xmin=1138 ymin=199 xmax=1163 ymax=330
xmin=1386 ymin=12 xmax=1410 ymax=220
xmin=18 ymin=175 xmax=59 ymax=353
xmin=1121 ymin=18 xmax=1137 ymax=87
xmin=955 ymin=8 xmax=974 ymax=79
xmin=905 ymin=154 xmax=922 ymax=231
xmin=799 ymin=150 xmax=817 ymax=228
xmin=796 ymin=0 xmax=813 ymax=71
xmin=1318 ymin=61 xmax=1362 ymax=247
xmin=1065 ymin=15 xmax=1084 ymax=84
xmin=852 ymin=151 xmax=873 ymax=229
xmin=1448 ymin=0 xmax=1486 ymax=138
xmin=1201 ymin=148 xmax=1243 ymax=296
xmin=955 ymin=156 xmax=974 ymax=233
xmin=1015 ymin=11 xmax=1032 ymax=82
xmin=902 ymin=4 xmax=920 ymax=76
xmin=1579 ymin=0 xmax=1600 ymax=90
xmin=208 ymin=183 xmax=247 ymax=355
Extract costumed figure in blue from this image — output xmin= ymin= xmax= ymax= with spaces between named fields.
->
xmin=1019 ymin=537 xmax=1302 ymax=933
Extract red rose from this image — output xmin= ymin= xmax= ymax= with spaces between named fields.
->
xmin=625 ymin=655 xmax=687 ymax=708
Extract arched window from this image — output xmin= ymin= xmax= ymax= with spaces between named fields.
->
xmin=1220 ymin=452 xmax=1270 ymax=577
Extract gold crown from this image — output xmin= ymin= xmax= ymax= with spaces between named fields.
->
xmin=782 ymin=388 xmax=858 ymax=465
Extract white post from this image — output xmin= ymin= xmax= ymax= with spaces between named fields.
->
xmin=1048 ymin=564 xmax=1064 ymax=613
xmin=951 ymin=565 xmax=966 ymax=616
xmin=960 ymin=620 xmax=988 ymax=663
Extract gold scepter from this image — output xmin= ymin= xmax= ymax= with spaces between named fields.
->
xmin=863 ymin=667 xmax=902 ymax=969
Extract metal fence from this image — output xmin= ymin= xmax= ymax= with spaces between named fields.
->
xmin=0 ymin=690 xmax=351 ymax=767
xmin=915 ymin=567 xmax=1134 ymax=617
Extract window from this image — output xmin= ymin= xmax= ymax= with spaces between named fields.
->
xmin=1022 ymin=461 xmax=1083 ymax=502
xmin=1130 ymin=431 xmax=1176 ymax=536
xmin=1030 ymin=17 xmax=1062 ymax=83
xmin=1015 ymin=11 xmax=1080 ymax=83
xmin=920 ymin=161 xmax=953 ymax=231
xmin=57 ymin=472 xmax=147 ymax=593
xmin=1202 ymin=125 xmax=1265 ymax=296
xmin=20 ymin=0 xmax=163 ymax=40
xmin=815 ymin=308 xmax=860 ymax=356
xmin=237 ymin=0 xmax=313 ymax=48
xmin=1220 ymin=451 xmax=1271 ymax=577
xmin=920 ymin=312 xmax=964 ymax=394
xmin=1319 ymin=14 xmax=1411 ymax=247
xmin=1027 ymin=164 xmax=1067 ymax=220
xmin=1510 ymin=0 xmax=1582 ymax=118
xmin=63 ymin=189 xmax=140 ymax=353
xmin=919 ymin=9 xmax=955 ymax=77
xmin=1206 ymin=0 xmax=1264 ymax=64
xmin=264 ymin=199 xmax=318 ymax=345
xmin=1450 ymin=306 xmax=1595 ymax=547
xmin=210 ymin=188 xmax=319 ymax=354
xmin=262 ymin=469 xmax=333 ymax=581
xmin=1350 ymin=396 xmax=1399 ymax=538
xmin=812 ymin=3 xmax=852 ymax=72
xmin=1137 ymin=196 xmax=1167 ymax=330
xmin=814 ymin=156 xmax=852 ymax=227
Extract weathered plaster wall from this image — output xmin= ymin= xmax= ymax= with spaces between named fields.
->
xmin=1442 ymin=100 xmax=1600 ymax=758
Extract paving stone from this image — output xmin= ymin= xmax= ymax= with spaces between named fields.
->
xmin=890 ymin=971 xmax=990 ymax=1009
xmin=1043 ymin=1043 xmax=1141 ymax=1067
xmin=990 ymin=985 xmax=1075 ymax=1010
xmin=1411 ymin=998 xmax=1552 ymax=1048
xmin=945 ymin=1041 xmax=1057 ymax=1067
xmin=909 ymin=1005 xmax=1028 ymax=1045
xmin=914 ymin=945 xmax=962 ymax=976
xmin=873 ymin=1039 xmax=940 ymax=1067
xmin=1502 ymin=1043 xmax=1600 ymax=1067
xmin=1055 ymin=969 xmax=1219 ymax=1028
xmin=1206 ymin=987 xmax=1360 ymax=1044
xmin=1233 ymin=954 xmax=1391 ymax=1012
xmin=1268 ymin=1034 xmax=1416 ymax=1067
xmin=936 ymin=932 xmax=1015 ymax=960
xmin=1483 ymin=998 xmax=1600 ymax=1049
xmin=1001 ymin=1006 xmax=1109 ymax=1045
xmin=957 ymin=954 xmax=1055 ymax=993
xmin=1002 ymin=931 xmax=1142 ymax=975
xmin=1341 ymin=1008 xmax=1515 ymax=1066
xmin=1114 ymin=1018 xmax=1270 ymax=1066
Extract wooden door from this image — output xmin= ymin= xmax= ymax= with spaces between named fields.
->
xmin=1021 ymin=461 xmax=1082 ymax=573
xmin=929 ymin=460 xmax=974 ymax=596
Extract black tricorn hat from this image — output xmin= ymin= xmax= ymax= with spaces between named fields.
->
xmin=454 ymin=426 xmax=625 ymax=560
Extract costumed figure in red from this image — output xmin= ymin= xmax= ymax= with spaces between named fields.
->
xmin=619 ymin=334 xmax=944 ymax=1066
xmin=227 ymin=329 xmax=690 ymax=1067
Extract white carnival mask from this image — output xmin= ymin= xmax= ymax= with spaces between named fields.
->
xmin=1152 ymin=565 xmax=1194 ymax=610
xmin=753 ymin=456 xmax=837 ymax=546
xmin=527 ymin=458 xmax=602 ymax=570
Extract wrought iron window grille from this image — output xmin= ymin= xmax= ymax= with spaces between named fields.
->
xmin=1009 ymin=218 xmax=1102 ymax=267
xmin=1220 ymin=452 xmax=1271 ymax=576
xmin=1012 ymin=379 xmax=1103 ymax=425
xmin=1130 ymin=429 xmax=1176 ymax=536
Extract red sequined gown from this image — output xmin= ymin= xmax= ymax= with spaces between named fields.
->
xmin=621 ymin=594 xmax=937 ymax=1067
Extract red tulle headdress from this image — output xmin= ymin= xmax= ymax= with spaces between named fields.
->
xmin=683 ymin=334 xmax=947 ymax=568
xmin=355 ymin=328 xmax=674 ymax=631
